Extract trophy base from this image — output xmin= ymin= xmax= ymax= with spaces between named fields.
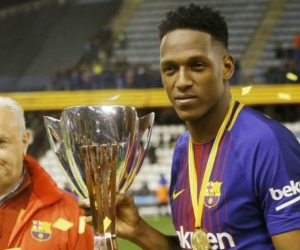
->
xmin=94 ymin=233 xmax=118 ymax=250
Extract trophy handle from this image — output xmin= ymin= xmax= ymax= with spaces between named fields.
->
xmin=43 ymin=116 xmax=62 ymax=152
xmin=118 ymin=112 xmax=155 ymax=193
xmin=133 ymin=111 xmax=155 ymax=174
xmin=137 ymin=112 xmax=155 ymax=144
xmin=43 ymin=116 xmax=86 ymax=198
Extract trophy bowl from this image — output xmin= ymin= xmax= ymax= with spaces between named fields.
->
xmin=44 ymin=105 xmax=155 ymax=250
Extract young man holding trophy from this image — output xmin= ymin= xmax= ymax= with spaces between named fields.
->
xmin=82 ymin=4 xmax=300 ymax=250
xmin=0 ymin=97 xmax=94 ymax=250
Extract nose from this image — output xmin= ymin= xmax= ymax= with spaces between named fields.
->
xmin=175 ymin=68 xmax=193 ymax=89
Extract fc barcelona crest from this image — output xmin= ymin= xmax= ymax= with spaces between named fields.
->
xmin=204 ymin=181 xmax=222 ymax=208
xmin=31 ymin=220 xmax=52 ymax=241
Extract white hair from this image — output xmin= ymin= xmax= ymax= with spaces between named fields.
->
xmin=0 ymin=97 xmax=26 ymax=135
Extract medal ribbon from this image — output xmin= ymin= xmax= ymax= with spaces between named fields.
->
xmin=188 ymin=99 xmax=235 ymax=229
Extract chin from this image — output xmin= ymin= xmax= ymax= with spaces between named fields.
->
xmin=177 ymin=113 xmax=194 ymax=123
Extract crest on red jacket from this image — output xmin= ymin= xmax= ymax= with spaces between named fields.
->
xmin=31 ymin=220 xmax=52 ymax=241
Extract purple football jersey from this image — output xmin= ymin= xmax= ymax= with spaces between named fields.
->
xmin=170 ymin=101 xmax=300 ymax=249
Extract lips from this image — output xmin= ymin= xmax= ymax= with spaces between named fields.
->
xmin=174 ymin=95 xmax=197 ymax=105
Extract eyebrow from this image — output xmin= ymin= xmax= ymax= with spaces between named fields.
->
xmin=161 ymin=55 xmax=208 ymax=65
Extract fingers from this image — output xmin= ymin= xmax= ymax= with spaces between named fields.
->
xmin=78 ymin=199 xmax=90 ymax=208
xmin=78 ymin=199 xmax=91 ymax=217
xmin=116 ymin=192 xmax=135 ymax=206
xmin=79 ymin=194 xmax=138 ymax=225
xmin=78 ymin=199 xmax=93 ymax=225
xmin=85 ymin=215 xmax=93 ymax=225
xmin=79 ymin=193 xmax=134 ymax=208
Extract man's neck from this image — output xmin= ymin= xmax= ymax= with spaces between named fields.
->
xmin=187 ymin=97 xmax=232 ymax=143
xmin=0 ymin=168 xmax=25 ymax=206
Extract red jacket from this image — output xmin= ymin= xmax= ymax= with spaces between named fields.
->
xmin=6 ymin=156 xmax=94 ymax=250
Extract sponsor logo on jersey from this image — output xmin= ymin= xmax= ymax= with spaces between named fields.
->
xmin=269 ymin=180 xmax=300 ymax=211
xmin=176 ymin=226 xmax=236 ymax=249
xmin=172 ymin=189 xmax=185 ymax=200
xmin=204 ymin=181 xmax=222 ymax=208
xmin=31 ymin=220 xmax=52 ymax=241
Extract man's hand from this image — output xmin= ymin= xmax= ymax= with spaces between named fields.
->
xmin=78 ymin=193 xmax=180 ymax=250
xmin=115 ymin=193 xmax=142 ymax=239
xmin=78 ymin=193 xmax=142 ymax=240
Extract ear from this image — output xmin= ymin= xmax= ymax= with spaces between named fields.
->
xmin=22 ymin=130 xmax=30 ymax=156
xmin=223 ymin=55 xmax=235 ymax=80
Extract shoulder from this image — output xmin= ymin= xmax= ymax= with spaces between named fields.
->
xmin=229 ymin=105 xmax=300 ymax=177
xmin=174 ymin=131 xmax=190 ymax=149
xmin=35 ymin=189 xmax=84 ymax=220
xmin=57 ymin=191 xmax=83 ymax=214
xmin=231 ymin=105 xmax=298 ymax=148
xmin=171 ymin=131 xmax=189 ymax=160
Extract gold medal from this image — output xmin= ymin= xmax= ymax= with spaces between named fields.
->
xmin=191 ymin=228 xmax=210 ymax=250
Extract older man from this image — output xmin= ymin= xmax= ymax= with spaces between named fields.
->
xmin=0 ymin=96 xmax=94 ymax=250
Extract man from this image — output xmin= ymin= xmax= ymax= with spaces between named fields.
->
xmin=82 ymin=4 xmax=300 ymax=250
xmin=0 ymin=97 xmax=94 ymax=249
xmin=156 ymin=174 xmax=169 ymax=216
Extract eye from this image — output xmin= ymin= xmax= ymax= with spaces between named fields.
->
xmin=191 ymin=61 xmax=205 ymax=70
xmin=0 ymin=140 xmax=6 ymax=146
xmin=0 ymin=137 xmax=8 ymax=144
xmin=162 ymin=65 xmax=176 ymax=75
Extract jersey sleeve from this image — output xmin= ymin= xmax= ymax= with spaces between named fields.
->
xmin=250 ymin=124 xmax=300 ymax=235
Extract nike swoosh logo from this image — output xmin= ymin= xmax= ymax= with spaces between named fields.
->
xmin=172 ymin=189 xmax=185 ymax=200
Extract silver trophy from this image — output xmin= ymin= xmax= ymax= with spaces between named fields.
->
xmin=44 ymin=106 xmax=155 ymax=250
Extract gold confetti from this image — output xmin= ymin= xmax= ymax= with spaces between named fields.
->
xmin=241 ymin=86 xmax=252 ymax=96
xmin=108 ymin=95 xmax=120 ymax=101
xmin=104 ymin=216 xmax=112 ymax=232
xmin=53 ymin=218 xmax=74 ymax=231
xmin=17 ymin=209 xmax=25 ymax=222
xmin=286 ymin=72 xmax=298 ymax=82
xmin=277 ymin=92 xmax=291 ymax=100
xmin=78 ymin=216 xmax=86 ymax=234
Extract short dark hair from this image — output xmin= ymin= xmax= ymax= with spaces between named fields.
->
xmin=158 ymin=4 xmax=229 ymax=49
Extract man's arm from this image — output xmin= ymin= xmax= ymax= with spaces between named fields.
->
xmin=272 ymin=229 xmax=300 ymax=250
xmin=115 ymin=193 xmax=181 ymax=250
xmin=79 ymin=193 xmax=182 ymax=250
xmin=127 ymin=216 xmax=181 ymax=250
